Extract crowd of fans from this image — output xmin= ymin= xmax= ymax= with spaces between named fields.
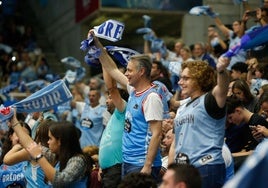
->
xmin=0 ymin=0 xmax=268 ymax=188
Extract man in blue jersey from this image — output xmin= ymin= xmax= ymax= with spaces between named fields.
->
xmin=71 ymin=88 xmax=106 ymax=148
xmin=90 ymin=31 xmax=163 ymax=182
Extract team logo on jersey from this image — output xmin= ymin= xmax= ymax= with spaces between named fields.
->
xmin=124 ymin=119 xmax=131 ymax=133
xmin=175 ymin=153 xmax=190 ymax=164
xmin=81 ymin=118 xmax=93 ymax=128
xmin=199 ymin=154 xmax=214 ymax=165
xmin=133 ymin=104 xmax=138 ymax=109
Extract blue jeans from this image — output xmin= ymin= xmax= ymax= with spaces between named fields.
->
xmin=197 ymin=163 xmax=226 ymax=188
xmin=122 ymin=162 xmax=161 ymax=183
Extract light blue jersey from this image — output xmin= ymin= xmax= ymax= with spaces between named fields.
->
xmin=0 ymin=162 xmax=27 ymax=187
xmin=24 ymin=162 xmax=52 ymax=188
xmin=152 ymin=81 xmax=172 ymax=119
xmin=123 ymin=87 xmax=162 ymax=167
xmin=80 ymin=103 xmax=106 ymax=148
xmin=174 ymin=94 xmax=225 ymax=167
xmin=227 ymin=31 xmax=247 ymax=70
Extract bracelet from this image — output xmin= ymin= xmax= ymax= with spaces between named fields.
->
xmin=34 ymin=153 xmax=43 ymax=162
xmin=12 ymin=122 xmax=20 ymax=128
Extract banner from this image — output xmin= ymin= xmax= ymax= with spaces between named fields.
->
xmin=61 ymin=56 xmax=81 ymax=68
xmin=93 ymin=20 xmax=125 ymax=42
xmin=0 ymin=80 xmax=73 ymax=122
xmin=105 ymin=46 xmax=140 ymax=67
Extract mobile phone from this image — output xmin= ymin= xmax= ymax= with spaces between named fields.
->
xmin=246 ymin=11 xmax=257 ymax=17
xmin=249 ymin=125 xmax=257 ymax=130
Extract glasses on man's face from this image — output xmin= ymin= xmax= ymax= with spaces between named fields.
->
xmin=180 ymin=76 xmax=192 ymax=81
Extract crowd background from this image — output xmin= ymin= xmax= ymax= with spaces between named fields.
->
xmin=0 ymin=0 xmax=268 ymax=187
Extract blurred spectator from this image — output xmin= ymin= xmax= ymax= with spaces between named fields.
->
xmin=192 ymin=42 xmax=216 ymax=68
xmin=160 ymin=163 xmax=202 ymax=188
xmin=246 ymin=58 xmax=268 ymax=96
xmin=21 ymin=25 xmax=37 ymax=52
xmin=207 ymin=24 xmax=227 ymax=58
xmin=151 ymin=60 xmax=172 ymax=92
xmin=35 ymin=55 xmax=50 ymax=79
xmin=118 ymin=172 xmax=157 ymax=188
xmin=232 ymin=79 xmax=259 ymax=113
xmin=230 ymin=62 xmax=248 ymax=80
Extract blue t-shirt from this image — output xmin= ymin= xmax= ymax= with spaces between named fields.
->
xmin=0 ymin=162 xmax=27 ymax=187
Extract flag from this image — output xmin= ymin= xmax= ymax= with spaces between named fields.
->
xmin=143 ymin=15 xmax=151 ymax=28
xmin=64 ymin=70 xmax=77 ymax=84
xmin=189 ymin=5 xmax=219 ymax=18
xmin=105 ymin=46 xmax=140 ymax=67
xmin=61 ymin=56 xmax=81 ymax=68
xmin=93 ymin=19 xmax=125 ymax=42
xmin=25 ymin=80 xmax=48 ymax=92
xmin=0 ymin=80 xmax=73 ymax=122
xmin=222 ymin=24 xmax=268 ymax=58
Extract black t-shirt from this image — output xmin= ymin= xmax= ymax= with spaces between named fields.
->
xmin=205 ymin=91 xmax=226 ymax=119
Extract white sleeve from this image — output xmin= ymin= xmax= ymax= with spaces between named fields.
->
xmin=75 ymin=102 xmax=86 ymax=114
xmin=127 ymin=83 xmax=134 ymax=94
xmin=143 ymin=92 xmax=163 ymax=121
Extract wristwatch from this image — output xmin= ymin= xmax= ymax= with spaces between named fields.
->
xmin=34 ymin=154 xmax=43 ymax=162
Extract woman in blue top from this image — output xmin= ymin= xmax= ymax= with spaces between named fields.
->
xmin=169 ymin=57 xmax=230 ymax=188
xmin=9 ymin=110 xmax=92 ymax=188
xmin=4 ymin=119 xmax=56 ymax=188
xmin=0 ymin=121 xmax=31 ymax=188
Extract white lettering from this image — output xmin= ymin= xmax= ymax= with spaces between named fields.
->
xmin=22 ymin=103 xmax=31 ymax=110
xmin=2 ymin=172 xmax=24 ymax=182
xmin=52 ymin=91 xmax=62 ymax=104
xmin=40 ymin=97 xmax=50 ymax=108
xmin=21 ymin=91 xmax=63 ymax=110
xmin=113 ymin=24 xmax=124 ymax=39
xmin=32 ymin=100 xmax=40 ymax=109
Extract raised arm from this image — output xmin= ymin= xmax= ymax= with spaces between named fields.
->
xmin=89 ymin=31 xmax=128 ymax=88
xmin=102 ymin=66 xmax=126 ymax=112
xmin=246 ymin=58 xmax=258 ymax=85
xmin=4 ymin=145 xmax=30 ymax=165
xmin=10 ymin=109 xmax=56 ymax=182
xmin=214 ymin=17 xmax=231 ymax=37
xmin=26 ymin=142 xmax=56 ymax=182
xmin=10 ymin=111 xmax=35 ymax=149
xmin=212 ymin=56 xmax=230 ymax=108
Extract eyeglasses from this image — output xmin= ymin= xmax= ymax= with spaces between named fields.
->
xmin=180 ymin=76 xmax=192 ymax=81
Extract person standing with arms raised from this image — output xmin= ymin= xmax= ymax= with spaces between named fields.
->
xmin=168 ymin=57 xmax=230 ymax=188
xmin=89 ymin=30 xmax=163 ymax=182
xmin=98 ymin=65 xmax=128 ymax=187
